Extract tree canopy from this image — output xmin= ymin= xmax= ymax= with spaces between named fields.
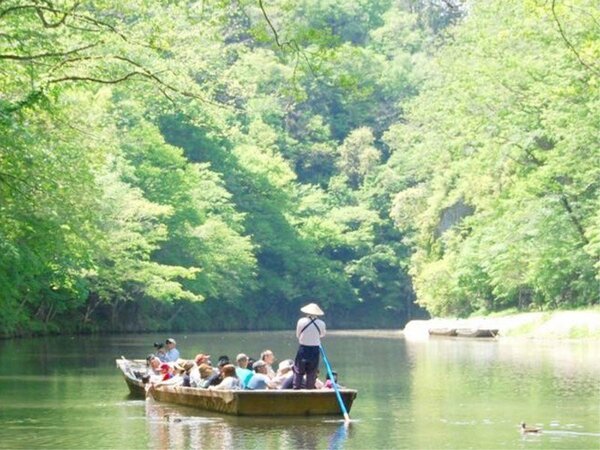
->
xmin=0 ymin=0 xmax=597 ymax=336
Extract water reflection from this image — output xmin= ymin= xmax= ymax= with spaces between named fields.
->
xmin=404 ymin=337 xmax=600 ymax=374
xmin=144 ymin=398 xmax=352 ymax=450
xmin=403 ymin=337 xmax=600 ymax=450
xmin=327 ymin=423 xmax=349 ymax=450
xmin=145 ymin=399 xmax=225 ymax=449
xmin=0 ymin=332 xmax=598 ymax=450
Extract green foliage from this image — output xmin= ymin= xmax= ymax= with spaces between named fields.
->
xmin=2 ymin=0 xmax=595 ymax=336
xmin=338 ymin=127 xmax=381 ymax=188
xmin=386 ymin=0 xmax=600 ymax=316
xmin=0 ymin=89 xmax=107 ymax=333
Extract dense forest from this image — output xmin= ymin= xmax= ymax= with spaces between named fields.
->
xmin=1 ymin=0 xmax=598 ymax=336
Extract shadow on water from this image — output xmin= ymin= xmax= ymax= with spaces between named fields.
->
xmin=143 ymin=398 xmax=353 ymax=450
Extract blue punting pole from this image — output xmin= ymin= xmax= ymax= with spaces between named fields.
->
xmin=319 ymin=344 xmax=350 ymax=423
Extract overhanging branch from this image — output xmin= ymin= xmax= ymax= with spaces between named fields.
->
xmin=36 ymin=1 xmax=80 ymax=28
xmin=551 ymin=0 xmax=600 ymax=76
xmin=0 ymin=42 xmax=98 ymax=60
xmin=47 ymin=71 xmax=148 ymax=85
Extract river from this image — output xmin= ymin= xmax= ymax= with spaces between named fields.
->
xmin=0 ymin=331 xmax=598 ymax=449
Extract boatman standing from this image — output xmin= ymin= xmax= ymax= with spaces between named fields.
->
xmin=293 ymin=303 xmax=326 ymax=389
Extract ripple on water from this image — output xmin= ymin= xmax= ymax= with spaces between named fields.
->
xmin=114 ymin=400 xmax=146 ymax=407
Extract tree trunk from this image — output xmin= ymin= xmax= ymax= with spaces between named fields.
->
xmin=83 ymin=293 xmax=100 ymax=323
xmin=166 ymin=303 xmax=184 ymax=325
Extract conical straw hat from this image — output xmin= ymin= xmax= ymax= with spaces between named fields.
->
xmin=300 ymin=303 xmax=324 ymax=316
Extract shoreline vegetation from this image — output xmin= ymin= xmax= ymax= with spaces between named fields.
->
xmin=4 ymin=309 xmax=600 ymax=341
xmin=1 ymin=2 xmax=597 ymax=339
xmin=404 ymin=308 xmax=600 ymax=340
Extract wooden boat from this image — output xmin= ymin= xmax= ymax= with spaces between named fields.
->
xmin=117 ymin=359 xmax=149 ymax=397
xmin=116 ymin=359 xmax=358 ymax=417
xmin=428 ymin=327 xmax=457 ymax=336
xmin=455 ymin=328 xmax=499 ymax=338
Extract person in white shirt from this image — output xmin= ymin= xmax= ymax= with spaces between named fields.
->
xmin=145 ymin=363 xmax=184 ymax=394
xmin=272 ymin=359 xmax=294 ymax=389
xmin=260 ymin=350 xmax=276 ymax=379
xmin=210 ymin=364 xmax=241 ymax=390
xmin=292 ymin=303 xmax=326 ymax=389
xmin=147 ymin=355 xmax=162 ymax=377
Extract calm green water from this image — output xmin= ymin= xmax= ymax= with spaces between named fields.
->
xmin=0 ymin=331 xmax=599 ymax=449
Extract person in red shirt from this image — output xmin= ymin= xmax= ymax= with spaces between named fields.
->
xmin=160 ymin=363 xmax=174 ymax=381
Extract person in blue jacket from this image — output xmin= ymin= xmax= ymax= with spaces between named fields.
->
xmin=164 ymin=338 xmax=180 ymax=362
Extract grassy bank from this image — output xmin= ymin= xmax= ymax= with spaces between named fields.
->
xmin=404 ymin=308 xmax=600 ymax=340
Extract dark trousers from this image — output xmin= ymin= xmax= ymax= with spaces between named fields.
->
xmin=293 ymin=345 xmax=320 ymax=389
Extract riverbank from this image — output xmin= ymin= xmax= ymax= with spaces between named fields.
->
xmin=403 ymin=308 xmax=600 ymax=340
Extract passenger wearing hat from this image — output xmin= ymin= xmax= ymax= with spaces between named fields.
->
xmin=164 ymin=338 xmax=180 ymax=362
xmin=245 ymin=360 xmax=276 ymax=390
xmin=293 ymin=303 xmax=326 ymax=389
xmin=194 ymin=353 xmax=211 ymax=366
xmin=272 ymin=359 xmax=294 ymax=389
xmin=147 ymin=362 xmax=185 ymax=390
xmin=234 ymin=353 xmax=253 ymax=388
xmin=180 ymin=361 xmax=197 ymax=387
xmin=205 ymin=356 xmax=231 ymax=387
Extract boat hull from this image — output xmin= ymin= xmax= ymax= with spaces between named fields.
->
xmin=124 ymin=373 xmax=147 ymax=397
xmin=455 ymin=328 xmax=499 ymax=338
xmin=428 ymin=328 xmax=457 ymax=336
xmin=151 ymin=385 xmax=357 ymax=416
xmin=116 ymin=359 xmax=357 ymax=416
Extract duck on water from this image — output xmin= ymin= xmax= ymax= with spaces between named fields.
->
xmin=520 ymin=422 xmax=542 ymax=434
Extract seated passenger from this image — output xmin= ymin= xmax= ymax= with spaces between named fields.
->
xmin=245 ymin=360 xmax=276 ymax=390
xmin=260 ymin=349 xmax=276 ymax=379
xmin=272 ymin=359 xmax=294 ymax=389
xmin=160 ymin=363 xmax=174 ymax=381
xmin=323 ymin=370 xmax=343 ymax=389
xmin=180 ymin=361 xmax=196 ymax=387
xmin=315 ymin=372 xmax=325 ymax=389
xmin=146 ymin=363 xmax=184 ymax=393
xmin=210 ymin=364 xmax=241 ymax=390
xmin=144 ymin=356 xmax=165 ymax=385
xmin=294 ymin=370 xmax=325 ymax=389
xmin=146 ymin=355 xmax=162 ymax=376
xmin=184 ymin=359 xmax=206 ymax=388
xmin=234 ymin=353 xmax=253 ymax=389
xmin=205 ymin=356 xmax=230 ymax=387
xmin=243 ymin=358 xmax=257 ymax=387
xmin=197 ymin=363 xmax=215 ymax=388
xmin=194 ymin=353 xmax=211 ymax=366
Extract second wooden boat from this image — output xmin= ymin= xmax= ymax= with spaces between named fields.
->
xmin=455 ymin=328 xmax=499 ymax=338
xmin=428 ymin=327 xmax=457 ymax=336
